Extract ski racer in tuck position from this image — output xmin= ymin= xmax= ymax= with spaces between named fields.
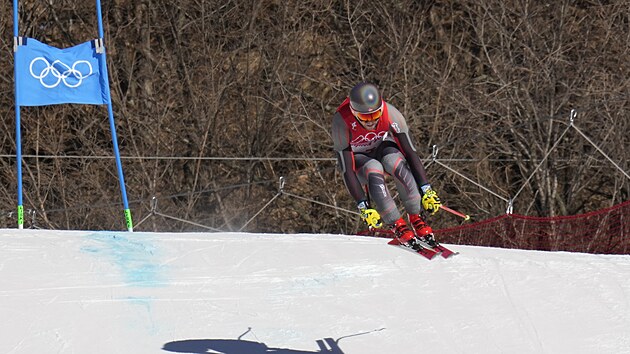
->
xmin=332 ymin=82 xmax=442 ymax=250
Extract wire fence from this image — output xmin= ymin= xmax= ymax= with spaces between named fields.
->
xmin=1 ymin=110 xmax=629 ymax=241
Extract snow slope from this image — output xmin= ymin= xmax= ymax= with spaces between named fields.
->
xmin=1 ymin=229 xmax=629 ymax=354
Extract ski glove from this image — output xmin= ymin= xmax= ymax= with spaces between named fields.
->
xmin=357 ymin=200 xmax=383 ymax=228
xmin=421 ymin=185 xmax=441 ymax=215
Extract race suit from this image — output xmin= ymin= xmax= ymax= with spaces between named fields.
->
xmin=332 ymin=97 xmax=430 ymax=225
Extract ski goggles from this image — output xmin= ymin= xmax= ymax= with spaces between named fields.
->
xmin=351 ymin=106 xmax=383 ymax=122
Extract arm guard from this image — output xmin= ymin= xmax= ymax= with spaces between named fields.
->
xmin=336 ymin=148 xmax=367 ymax=202
xmin=386 ymin=103 xmax=430 ymax=188
xmin=396 ymin=132 xmax=430 ymax=187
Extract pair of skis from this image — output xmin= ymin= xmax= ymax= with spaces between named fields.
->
xmin=388 ymin=237 xmax=458 ymax=260
xmin=359 ymin=205 xmax=468 ymax=260
xmin=358 ymin=227 xmax=458 ymax=260
xmin=389 ymin=205 xmax=469 ymax=259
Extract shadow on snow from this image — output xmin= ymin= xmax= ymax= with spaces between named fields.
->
xmin=162 ymin=337 xmax=344 ymax=354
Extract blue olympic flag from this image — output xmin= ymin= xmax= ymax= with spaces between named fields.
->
xmin=15 ymin=38 xmax=110 ymax=106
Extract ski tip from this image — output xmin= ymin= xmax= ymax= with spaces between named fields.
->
xmin=442 ymin=251 xmax=460 ymax=258
xmin=434 ymin=245 xmax=459 ymax=259
xmin=387 ymin=239 xmax=401 ymax=245
xmin=425 ymin=250 xmax=441 ymax=260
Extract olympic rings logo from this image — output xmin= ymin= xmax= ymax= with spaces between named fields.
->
xmin=351 ymin=131 xmax=387 ymax=146
xmin=29 ymin=57 xmax=93 ymax=88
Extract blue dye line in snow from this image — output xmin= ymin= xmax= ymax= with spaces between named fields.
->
xmin=81 ymin=232 xmax=166 ymax=287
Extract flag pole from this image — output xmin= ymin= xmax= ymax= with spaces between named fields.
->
xmin=95 ymin=0 xmax=134 ymax=231
xmin=13 ymin=0 xmax=24 ymax=229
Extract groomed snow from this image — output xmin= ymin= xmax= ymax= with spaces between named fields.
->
xmin=1 ymin=229 xmax=629 ymax=353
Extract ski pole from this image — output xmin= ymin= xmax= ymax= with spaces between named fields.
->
xmin=440 ymin=205 xmax=471 ymax=221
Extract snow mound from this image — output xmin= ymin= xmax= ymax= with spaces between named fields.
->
xmin=1 ymin=229 xmax=629 ymax=353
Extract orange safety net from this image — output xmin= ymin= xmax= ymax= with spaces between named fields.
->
xmin=361 ymin=200 xmax=630 ymax=255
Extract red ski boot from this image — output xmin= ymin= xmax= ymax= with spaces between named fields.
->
xmin=388 ymin=217 xmax=440 ymax=259
xmin=409 ymin=214 xmax=437 ymax=246
xmin=391 ymin=217 xmax=415 ymax=244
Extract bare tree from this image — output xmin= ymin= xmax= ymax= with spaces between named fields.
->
xmin=0 ymin=0 xmax=627 ymax=253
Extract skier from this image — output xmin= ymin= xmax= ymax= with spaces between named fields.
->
xmin=332 ymin=82 xmax=442 ymax=248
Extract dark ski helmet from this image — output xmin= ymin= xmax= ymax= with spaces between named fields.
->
xmin=349 ymin=82 xmax=383 ymax=122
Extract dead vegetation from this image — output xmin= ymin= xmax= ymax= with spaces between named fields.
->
xmin=0 ymin=1 xmax=628 ymax=238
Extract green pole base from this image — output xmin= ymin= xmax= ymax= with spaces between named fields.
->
xmin=124 ymin=208 xmax=134 ymax=232
xmin=17 ymin=205 xmax=24 ymax=229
